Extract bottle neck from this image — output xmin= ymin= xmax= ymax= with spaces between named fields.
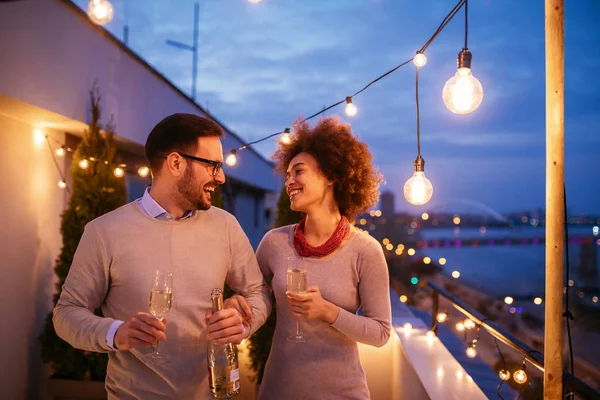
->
xmin=211 ymin=288 xmax=223 ymax=313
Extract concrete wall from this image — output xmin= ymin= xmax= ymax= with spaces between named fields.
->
xmin=0 ymin=113 xmax=66 ymax=400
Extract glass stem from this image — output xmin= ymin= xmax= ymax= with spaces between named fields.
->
xmin=296 ymin=317 xmax=302 ymax=337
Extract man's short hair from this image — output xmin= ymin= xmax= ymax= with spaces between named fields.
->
xmin=145 ymin=113 xmax=224 ymax=175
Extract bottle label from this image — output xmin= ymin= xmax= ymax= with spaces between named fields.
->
xmin=230 ymin=368 xmax=240 ymax=382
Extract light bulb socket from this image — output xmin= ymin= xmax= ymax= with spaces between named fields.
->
xmin=346 ymin=96 xmax=353 ymax=104
xmin=414 ymin=155 xmax=425 ymax=173
xmin=284 ymin=128 xmax=291 ymax=134
xmin=230 ymin=149 xmax=237 ymax=155
xmin=457 ymin=48 xmax=472 ymax=70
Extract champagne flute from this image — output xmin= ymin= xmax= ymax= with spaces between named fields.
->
xmin=148 ymin=270 xmax=173 ymax=358
xmin=287 ymin=259 xmax=307 ymax=343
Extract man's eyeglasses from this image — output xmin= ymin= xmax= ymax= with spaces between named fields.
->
xmin=174 ymin=152 xmax=223 ymax=177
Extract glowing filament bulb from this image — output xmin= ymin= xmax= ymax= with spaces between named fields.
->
xmin=280 ymin=128 xmax=292 ymax=145
xmin=464 ymin=319 xmax=476 ymax=330
xmin=466 ymin=345 xmax=477 ymax=358
xmin=513 ymin=369 xmax=528 ymax=384
xmin=79 ymin=159 xmax=89 ymax=170
xmin=226 ymin=151 xmax=237 ymax=166
xmin=345 ymin=97 xmax=357 ymax=117
xmin=442 ymin=49 xmax=483 ymax=114
xmin=436 ymin=313 xmax=447 ymax=323
xmin=87 ymin=0 xmax=114 ymax=25
xmin=58 ymin=180 xmax=67 ymax=189
xmin=56 ymin=147 xmax=65 ymax=157
xmin=404 ymin=156 xmax=433 ymax=205
xmin=114 ymin=167 xmax=124 ymax=178
xmin=414 ymin=51 xmax=427 ymax=67
xmin=498 ymin=370 xmax=511 ymax=381
xmin=456 ymin=322 xmax=465 ymax=332
xmin=138 ymin=166 xmax=150 ymax=178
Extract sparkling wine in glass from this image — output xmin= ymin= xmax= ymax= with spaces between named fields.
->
xmin=148 ymin=270 xmax=173 ymax=358
xmin=287 ymin=266 xmax=307 ymax=343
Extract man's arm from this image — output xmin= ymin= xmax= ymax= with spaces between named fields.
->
xmin=52 ymin=223 xmax=119 ymax=352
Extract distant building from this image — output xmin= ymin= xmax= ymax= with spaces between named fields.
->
xmin=381 ymin=190 xmax=395 ymax=219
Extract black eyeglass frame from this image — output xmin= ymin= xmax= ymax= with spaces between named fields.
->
xmin=164 ymin=152 xmax=223 ymax=176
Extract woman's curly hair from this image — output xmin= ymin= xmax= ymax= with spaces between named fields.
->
xmin=272 ymin=116 xmax=384 ymax=221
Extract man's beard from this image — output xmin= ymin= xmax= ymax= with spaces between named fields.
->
xmin=177 ymin=167 xmax=212 ymax=211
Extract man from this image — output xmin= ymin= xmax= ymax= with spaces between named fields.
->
xmin=53 ymin=113 xmax=270 ymax=399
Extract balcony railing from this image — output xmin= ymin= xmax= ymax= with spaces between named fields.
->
xmin=428 ymin=281 xmax=600 ymax=400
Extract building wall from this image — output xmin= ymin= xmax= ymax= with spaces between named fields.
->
xmin=0 ymin=0 xmax=277 ymax=193
xmin=0 ymin=113 xmax=66 ymax=400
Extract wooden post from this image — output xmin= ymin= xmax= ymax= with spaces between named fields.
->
xmin=544 ymin=0 xmax=564 ymax=398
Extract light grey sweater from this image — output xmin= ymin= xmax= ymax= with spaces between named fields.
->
xmin=53 ymin=201 xmax=271 ymax=399
xmin=256 ymin=225 xmax=392 ymax=400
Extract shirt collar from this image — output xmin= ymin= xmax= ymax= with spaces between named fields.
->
xmin=139 ymin=187 xmax=195 ymax=221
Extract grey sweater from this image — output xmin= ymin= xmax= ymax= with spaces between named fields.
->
xmin=256 ymin=225 xmax=392 ymax=400
xmin=53 ymin=201 xmax=271 ymax=399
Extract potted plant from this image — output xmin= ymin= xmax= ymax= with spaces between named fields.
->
xmin=39 ymin=86 xmax=127 ymax=399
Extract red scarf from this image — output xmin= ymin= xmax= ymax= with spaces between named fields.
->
xmin=293 ymin=216 xmax=351 ymax=258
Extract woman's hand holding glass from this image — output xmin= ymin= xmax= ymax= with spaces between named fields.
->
xmin=286 ymin=286 xmax=339 ymax=324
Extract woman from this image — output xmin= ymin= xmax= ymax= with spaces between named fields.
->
xmin=256 ymin=117 xmax=392 ymax=399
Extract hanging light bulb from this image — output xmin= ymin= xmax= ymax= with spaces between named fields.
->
xmin=34 ymin=129 xmax=46 ymax=145
xmin=280 ymin=128 xmax=292 ymax=145
xmin=498 ymin=370 xmax=511 ymax=381
xmin=436 ymin=312 xmax=447 ymax=323
xmin=345 ymin=97 xmax=357 ymax=117
xmin=56 ymin=147 xmax=65 ymax=158
xmin=114 ymin=167 xmax=125 ymax=178
xmin=79 ymin=159 xmax=89 ymax=170
xmin=464 ymin=319 xmax=476 ymax=330
xmin=442 ymin=49 xmax=483 ymax=114
xmin=58 ymin=180 xmax=67 ymax=189
xmin=456 ymin=322 xmax=465 ymax=332
xmin=225 ymin=150 xmax=237 ymax=167
xmin=413 ymin=51 xmax=427 ymax=67
xmin=404 ymin=156 xmax=433 ymax=205
xmin=138 ymin=166 xmax=150 ymax=178
xmin=513 ymin=369 xmax=528 ymax=384
xmin=87 ymin=0 xmax=114 ymax=26
xmin=466 ymin=344 xmax=477 ymax=358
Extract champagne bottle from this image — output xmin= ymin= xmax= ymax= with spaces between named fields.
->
xmin=207 ymin=288 xmax=241 ymax=398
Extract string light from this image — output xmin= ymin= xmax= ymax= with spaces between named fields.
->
xmin=498 ymin=369 xmax=510 ymax=381
xmin=79 ymin=159 xmax=90 ymax=170
xmin=280 ymin=128 xmax=292 ymax=145
xmin=138 ymin=166 xmax=150 ymax=178
xmin=225 ymin=150 xmax=238 ymax=167
xmin=402 ymin=322 xmax=412 ymax=332
xmin=87 ymin=0 xmax=114 ymax=25
xmin=344 ymin=97 xmax=357 ymax=117
xmin=58 ymin=180 xmax=67 ymax=189
xmin=463 ymin=319 xmax=475 ymax=330
xmin=404 ymin=66 xmax=433 ymax=205
xmin=114 ymin=167 xmax=125 ymax=178
xmin=513 ymin=369 xmax=528 ymax=384
xmin=436 ymin=312 xmax=447 ymax=323
xmin=442 ymin=0 xmax=483 ymax=114
xmin=413 ymin=51 xmax=427 ymax=67
xmin=456 ymin=322 xmax=465 ymax=332
xmin=56 ymin=147 xmax=65 ymax=157
xmin=466 ymin=343 xmax=477 ymax=358
xmin=34 ymin=129 xmax=46 ymax=145
xmin=223 ymin=0 xmax=470 ymax=170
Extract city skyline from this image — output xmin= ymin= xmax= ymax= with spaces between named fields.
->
xmin=74 ymin=0 xmax=600 ymax=214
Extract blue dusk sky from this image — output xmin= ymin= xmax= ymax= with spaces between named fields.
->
xmin=74 ymin=0 xmax=600 ymax=215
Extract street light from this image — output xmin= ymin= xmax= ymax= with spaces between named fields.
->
xmin=165 ymin=2 xmax=199 ymax=101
